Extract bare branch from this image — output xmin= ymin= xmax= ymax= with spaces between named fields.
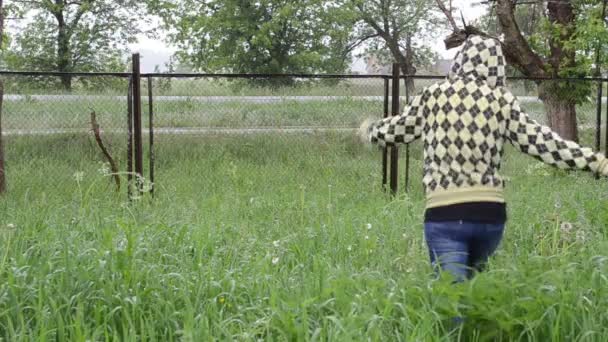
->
xmin=346 ymin=32 xmax=381 ymax=53
xmin=435 ymin=0 xmax=458 ymax=32
xmin=91 ymin=111 xmax=121 ymax=192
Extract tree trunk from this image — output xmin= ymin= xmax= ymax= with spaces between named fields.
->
xmin=539 ymin=83 xmax=579 ymax=142
xmin=56 ymin=9 xmax=72 ymax=91
xmin=385 ymin=36 xmax=415 ymax=96
xmin=401 ymin=35 xmax=415 ymax=96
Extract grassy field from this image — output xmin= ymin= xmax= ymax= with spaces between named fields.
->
xmin=0 ymin=131 xmax=607 ymax=341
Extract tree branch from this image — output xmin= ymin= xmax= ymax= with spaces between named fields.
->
xmin=495 ymin=0 xmax=546 ymax=77
xmin=435 ymin=0 xmax=458 ymax=32
xmin=346 ymin=32 xmax=381 ymax=53
xmin=90 ymin=111 xmax=120 ymax=192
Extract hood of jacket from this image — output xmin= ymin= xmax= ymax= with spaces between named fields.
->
xmin=447 ymin=35 xmax=506 ymax=88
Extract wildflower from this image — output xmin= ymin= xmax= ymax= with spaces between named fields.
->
xmin=272 ymin=257 xmax=279 ymax=265
xmin=6 ymin=223 xmax=15 ymax=229
xmin=347 ymin=245 xmax=352 ymax=252
xmin=402 ymin=233 xmax=407 ymax=238
xmin=366 ymin=223 xmax=372 ymax=230
xmin=273 ymin=240 xmax=280 ymax=248
xmin=364 ymin=235 xmax=369 ymax=240
xmin=73 ymin=171 xmax=84 ymax=183
xmin=560 ymin=222 xmax=573 ymax=233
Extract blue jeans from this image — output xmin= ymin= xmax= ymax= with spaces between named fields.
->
xmin=424 ymin=221 xmax=505 ymax=282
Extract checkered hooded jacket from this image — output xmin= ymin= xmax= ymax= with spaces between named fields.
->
xmin=370 ymin=35 xmax=608 ymax=209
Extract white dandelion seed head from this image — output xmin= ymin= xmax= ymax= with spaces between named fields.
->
xmin=560 ymin=222 xmax=573 ymax=232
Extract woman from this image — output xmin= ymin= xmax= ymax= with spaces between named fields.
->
xmin=364 ymin=35 xmax=608 ymax=282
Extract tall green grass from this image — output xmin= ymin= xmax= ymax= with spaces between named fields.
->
xmin=0 ymin=133 xmax=607 ymax=341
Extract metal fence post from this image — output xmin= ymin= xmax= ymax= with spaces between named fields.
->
xmin=605 ymin=82 xmax=608 ymax=157
xmin=596 ymin=81 xmax=603 ymax=179
xmin=132 ymin=53 xmax=144 ymax=193
xmin=382 ymin=78 xmax=389 ymax=190
xmin=148 ymin=76 xmax=155 ymax=197
xmin=404 ymin=75 xmax=410 ymax=193
xmin=390 ymin=63 xmax=401 ymax=195
xmin=127 ymin=76 xmax=134 ymax=200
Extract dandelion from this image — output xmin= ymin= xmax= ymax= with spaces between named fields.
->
xmin=560 ymin=222 xmax=573 ymax=233
xmin=271 ymin=256 xmax=280 ymax=265
xmin=272 ymin=240 xmax=280 ymax=248
xmin=73 ymin=171 xmax=84 ymax=183
xmin=366 ymin=223 xmax=372 ymax=230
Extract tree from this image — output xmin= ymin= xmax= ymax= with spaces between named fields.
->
xmin=436 ymin=0 xmax=608 ymax=142
xmin=148 ymin=0 xmax=355 ymax=80
xmin=5 ymin=0 xmax=146 ymax=90
xmin=345 ymin=0 xmax=443 ymax=92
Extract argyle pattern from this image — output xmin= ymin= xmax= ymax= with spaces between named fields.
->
xmin=448 ymin=35 xmax=506 ymax=88
xmin=370 ymin=35 xmax=608 ymax=202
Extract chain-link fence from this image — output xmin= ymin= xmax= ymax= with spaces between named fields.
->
xmin=0 ymin=70 xmax=606 ymax=197
xmin=0 ymin=72 xmax=131 ymax=195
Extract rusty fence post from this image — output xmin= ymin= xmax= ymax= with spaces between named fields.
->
xmin=390 ymin=63 xmax=401 ymax=195
xmin=605 ymin=82 xmax=608 ymax=157
xmin=382 ymin=77 xmax=389 ymax=190
xmin=404 ymin=74 xmax=411 ymax=192
xmin=596 ymin=81 xmax=603 ymax=179
xmin=127 ymin=76 xmax=134 ymax=200
xmin=132 ymin=53 xmax=144 ymax=193
xmin=148 ymin=76 xmax=155 ymax=197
